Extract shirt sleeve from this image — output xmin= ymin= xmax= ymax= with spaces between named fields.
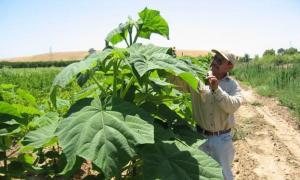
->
xmin=213 ymin=81 xmax=242 ymax=114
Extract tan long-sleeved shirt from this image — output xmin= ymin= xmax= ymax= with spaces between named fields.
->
xmin=170 ymin=75 xmax=242 ymax=131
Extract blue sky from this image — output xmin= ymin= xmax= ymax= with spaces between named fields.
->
xmin=1 ymin=0 xmax=300 ymax=58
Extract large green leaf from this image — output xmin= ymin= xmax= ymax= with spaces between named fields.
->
xmin=105 ymin=23 xmax=128 ymax=45
xmin=178 ymin=72 xmax=199 ymax=92
xmin=51 ymin=50 xmax=111 ymax=89
xmin=55 ymin=105 xmax=154 ymax=178
xmin=22 ymin=123 xmax=58 ymax=148
xmin=16 ymin=89 xmax=37 ymax=106
xmin=22 ymin=112 xmax=60 ymax=148
xmin=0 ymin=119 xmax=20 ymax=136
xmin=128 ymin=43 xmax=169 ymax=57
xmin=173 ymin=125 xmax=206 ymax=149
xmin=140 ymin=141 xmax=223 ymax=180
xmin=32 ymin=112 xmax=60 ymax=127
xmin=13 ymin=104 xmax=41 ymax=116
xmin=0 ymin=101 xmax=22 ymax=118
xmin=138 ymin=8 xmax=169 ymax=40
xmin=128 ymin=45 xmax=200 ymax=91
xmin=50 ymin=50 xmax=111 ymax=107
xmin=111 ymin=99 xmax=154 ymax=145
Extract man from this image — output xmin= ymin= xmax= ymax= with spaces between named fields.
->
xmin=170 ymin=49 xmax=242 ymax=180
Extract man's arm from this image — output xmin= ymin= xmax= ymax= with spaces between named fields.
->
xmin=213 ymin=82 xmax=242 ymax=114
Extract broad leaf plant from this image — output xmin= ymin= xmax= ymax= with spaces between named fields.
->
xmin=0 ymin=8 xmax=223 ymax=179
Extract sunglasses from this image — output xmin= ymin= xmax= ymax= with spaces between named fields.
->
xmin=212 ymin=55 xmax=231 ymax=65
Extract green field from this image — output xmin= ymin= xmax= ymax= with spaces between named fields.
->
xmin=233 ymin=62 xmax=300 ymax=118
xmin=0 ymin=67 xmax=61 ymax=100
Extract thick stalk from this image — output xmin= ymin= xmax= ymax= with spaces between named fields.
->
xmin=129 ymin=26 xmax=133 ymax=45
xmin=133 ymin=24 xmax=143 ymax=44
xmin=145 ymin=72 xmax=150 ymax=94
xmin=113 ymin=61 xmax=118 ymax=98
xmin=133 ymin=32 xmax=139 ymax=44
xmin=91 ymin=74 xmax=106 ymax=96
xmin=120 ymin=76 xmax=135 ymax=99
xmin=121 ymin=34 xmax=130 ymax=47
xmin=121 ymin=158 xmax=142 ymax=176
xmin=4 ymin=151 xmax=7 ymax=173
xmin=52 ymin=146 xmax=58 ymax=173
xmin=1 ymin=138 xmax=7 ymax=173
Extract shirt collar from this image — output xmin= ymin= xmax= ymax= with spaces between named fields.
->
xmin=221 ymin=72 xmax=230 ymax=81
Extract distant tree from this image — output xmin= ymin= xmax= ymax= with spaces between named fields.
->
xmin=263 ymin=49 xmax=275 ymax=56
xmin=240 ymin=53 xmax=251 ymax=62
xmin=277 ymin=48 xmax=285 ymax=55
xmin=88 ymin=48 xmax=96 ymax=54
xmin=284 ymin=47 xmax=298 ymax=55
xmin=254 ymin=54 xmax=260 ymax=61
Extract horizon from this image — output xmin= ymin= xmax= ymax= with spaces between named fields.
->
xmin=1 ymin=0 xmax=300 ymax=59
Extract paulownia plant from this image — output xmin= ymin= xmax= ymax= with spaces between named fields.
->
xmin=0 ymin=84 xmax=43 ymax=178
xmin=27 ymin=8 xmax=222 ymax=179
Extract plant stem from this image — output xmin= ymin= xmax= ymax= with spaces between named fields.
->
xmin=120 ymin=76 xmax=135 ymax=99
xmin=133 ymin=32 xmax=139 ymax=44
xmin=52 ymin=146 xmax=58 ymax=173
xmin=129 ymin=26 xmax=133 ymax=45
xmin=121 ymin=158 xmax=142 ymax=175
xmin=91 ymin=74 xmax=106 ymax=96
xmin=2 ymin=138 xmax=7 ymax=173
xmin=145 ymin=71 xmax=150 ymax=94
xmin=133 ymin=24 xmax=143 ymax=44
xmin=121 ymin=34 xmax=130 ymax=47
xmin=7 ymin=147 xmax=20 ymax=157
xmin=113 ymin=61 xmax=118 ymax=98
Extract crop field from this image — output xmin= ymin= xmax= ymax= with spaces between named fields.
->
xmin=0 ymin=67 xmax=61 ymax=100
xmin=233 ymin=62 xmax=300 ymax=118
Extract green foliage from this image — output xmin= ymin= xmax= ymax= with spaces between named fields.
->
xmin=263 ymin=49 xmax=276 ymax=56
xmin=233 ymin=62 xmax=300 ymax=118
xmin=240 ymin=53 xmax=251 ymax=62
xmin=105 ymin=7 xmax=169 ymax=47
xmin=0 ymin=60 xmax=79 ymax=68
xmin=47 ymin=7 xmax=221 ymax=179
xmin=0 ymin=85 xmax=45 ymax=178
xmin=284 ymin=47 xmax=298 ymax=55
xmin=0 ymin=8 xmax=222 ymax=179
xmin=0 ymin=68 xmax=61 ymax=102
xmin=277 ymin=48 xmax=285 ymax=55
xmin=252 ymin=53 xmax=300 ymax=65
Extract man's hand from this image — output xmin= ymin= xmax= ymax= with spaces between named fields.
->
xmin=207 ymin=75 xmax=219 ymax=91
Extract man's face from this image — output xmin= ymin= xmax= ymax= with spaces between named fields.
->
xmin=210 ymin=54 xmax=233 ymax=76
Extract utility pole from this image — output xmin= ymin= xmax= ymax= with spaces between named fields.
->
xmin=49 ymin=46 xmax=53 ymax=61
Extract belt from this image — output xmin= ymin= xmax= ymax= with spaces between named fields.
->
xmin=196 ymin=125 xmax=231 ymax=136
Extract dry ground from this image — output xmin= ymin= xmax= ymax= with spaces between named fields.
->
xmin=0 ymin=51 xmax=89 ymax=62
xmin=233 ymin=84 xmax=300 ymax=180
xmin=0 ymin=50 xmax=210 ymax=62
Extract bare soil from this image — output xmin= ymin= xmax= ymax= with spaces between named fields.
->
xmin=232 ymin=84 xmax=300 ymax=180
xmin=0 ymin=50 xmax=209 ymax=62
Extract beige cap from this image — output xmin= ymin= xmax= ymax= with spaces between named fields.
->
xmin=212 ymin=49 xmax=237 ymax=65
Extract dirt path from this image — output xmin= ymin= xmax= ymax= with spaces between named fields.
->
xmin=232 ymin=84 xmax=300 ymax=180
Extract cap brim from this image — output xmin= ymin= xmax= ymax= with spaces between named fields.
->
xmin=211 ymin=49 xmax=230 ymax=62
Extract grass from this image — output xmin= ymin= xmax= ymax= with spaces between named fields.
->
xmin=232 ymin=62 xmax=300 ymax=118
xmin=0 ymin=67 xmax=61 ymax=101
